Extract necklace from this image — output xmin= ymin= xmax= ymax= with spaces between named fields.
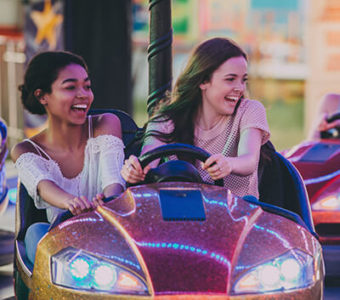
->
xmin=196 ymin=115 xmax=226 ymax=130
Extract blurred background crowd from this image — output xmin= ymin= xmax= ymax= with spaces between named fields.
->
xmin=0 ymin=0 xmax=339 ymax=151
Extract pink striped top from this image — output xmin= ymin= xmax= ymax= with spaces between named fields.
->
xmin=144 ymin=99 xmax=270 ymax=198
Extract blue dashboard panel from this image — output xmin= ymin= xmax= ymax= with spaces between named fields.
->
xmin=159 ymin=189 xmax=206 ymax=221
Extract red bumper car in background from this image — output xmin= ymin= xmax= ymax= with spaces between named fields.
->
xmin=284 ymin=112 xmax=340 ymax=278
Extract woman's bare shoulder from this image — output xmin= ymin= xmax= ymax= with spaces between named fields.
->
xmin=92 ymin=113 xmax=122 ymax=138
xmin=10 ymin=131 xmax=46 ymax=162
xmin=11 ymin=140 xmax=38 ymax=162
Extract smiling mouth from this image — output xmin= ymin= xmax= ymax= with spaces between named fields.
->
xmin=71 ymin=104 xmax=88 ymax=111
xmin=224 ymin=96 xmax=239 ymax=102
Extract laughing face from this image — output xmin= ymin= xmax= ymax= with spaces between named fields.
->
xmin=199 ymin=56 xmax=248 ymax=118
xmin=40 ymin=63 xmax=94 ymax=125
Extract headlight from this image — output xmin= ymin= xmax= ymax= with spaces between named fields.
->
xmin=51 ymin=247 xmax=149 ymax=295
xmin=233 ymin=249 xmax=315 ymax=294
xmin=312 ymin=193 xmax=340 ymax=211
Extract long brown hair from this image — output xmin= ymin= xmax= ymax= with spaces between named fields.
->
xmin=145 ymin=37 xmax=247 ymax=145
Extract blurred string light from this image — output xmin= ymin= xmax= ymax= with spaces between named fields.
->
xmin=8 ymin=187 xmax=17 ymax=204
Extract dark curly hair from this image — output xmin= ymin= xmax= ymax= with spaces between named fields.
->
xmin=19 ymin=51 xmax=88 ymax=115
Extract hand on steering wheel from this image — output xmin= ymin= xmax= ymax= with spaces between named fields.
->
xmin=135 ymin=143 xmax=224 ymax=186
xmin=202 ymin=153 xmax=233 ymax=180
xmin=121 ymin=155 xmax=151 ymax=184
xmin=320 ymin=112 xmax=340 ymax=138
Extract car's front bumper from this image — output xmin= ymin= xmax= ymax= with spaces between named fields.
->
xmin=24 ymin=285 xmax=324 ymax=300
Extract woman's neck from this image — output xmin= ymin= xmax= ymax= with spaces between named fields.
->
xmin=45 ymin=119 xmax=88 ymax=151
xmin=196 ymin=107 xmax=225 ymax=130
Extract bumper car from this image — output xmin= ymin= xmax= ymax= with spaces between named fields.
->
xmin=14 ymin=111 xmax=324 ymax=299
xmin=284 ymin=112 xmax=340 ymax=277
xmin=0 ymin=117 xmax=14 ymax=267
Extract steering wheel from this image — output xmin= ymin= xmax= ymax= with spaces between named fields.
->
xmin=321 ymin=112 xmax=340 ymax=139
xmin=137 ymin=143 xmax=224 ymax=186
xmin=48 ymin=195 xmax=117 ymax=231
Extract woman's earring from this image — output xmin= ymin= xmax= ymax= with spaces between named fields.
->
xmin=34 ymin=90 xmax=41 ymax=99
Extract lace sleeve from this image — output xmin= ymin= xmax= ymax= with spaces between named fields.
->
xmin=15 ymin=153 xmax=57 ymax=209
xmin=93 ymin=135 xmax=126 ymax=190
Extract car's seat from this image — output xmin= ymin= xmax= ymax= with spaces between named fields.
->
xmin=15 ymin=109 xmax=143 ymax=242
xmin=258 ymin=141 xmax=315 ymax=235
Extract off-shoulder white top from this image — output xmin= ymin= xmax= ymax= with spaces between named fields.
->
xmin=15 ymin=115 xmax=125 ymax=223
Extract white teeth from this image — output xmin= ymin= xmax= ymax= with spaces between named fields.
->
xmin=72 ymin=104 xmax=87 ymax=109
xmin=225 ymin=96 xmax=238 ymax=101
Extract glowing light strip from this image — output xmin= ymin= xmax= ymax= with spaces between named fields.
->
xmin=138 ymin=241 xmax=230 ymax=267
xmin=101 ymin=254 xmax=141 ymax=270
xmin=253 ymin=224 xmax=291 ymax=249
xmin=203 ymin=198 xmax=228 ymax=209
xmin=59 ymin=217 xmax=102 ymax=229
xmin=304 ymin=170 xmax=340 ymax=185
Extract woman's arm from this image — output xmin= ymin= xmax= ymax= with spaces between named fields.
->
xmin=234 ymin=127 xmax=263 ymax=174
xmin=37 ymin=180 xmax=94 ymax=215
xmin=12 ymin=141 xmax=96 ymax=216
xmin=202 ymin=128 xmax=262 ymax=180
xmin=103 ymin=183 xmax=124 ymax=197
xmin=121 ymin=119 xmax=169 ymax=183
xmin=120 ymin=140 xmax=165 ymax=184
xmin=93 ymin=113 xmax=126 ymax=194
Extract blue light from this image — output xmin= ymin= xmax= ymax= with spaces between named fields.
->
xmin=8 ymin=188 xmax=17 ymax=204
xmin=254 ymin=224 xmax=291 ymax=248
xmin=70 ymin=258 xmax=90 ymax=280
xmin=203 ymin=198 xmax=228 ymax=209
xmin=251 ymin=0 xmax=298 ymax=10
xmin=138 ymin=241 xmax=229 ymax=266
xmin=103 ymin=254 xmax=141 ymax=270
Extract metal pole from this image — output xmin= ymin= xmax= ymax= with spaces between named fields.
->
xmin=6 ymin=41 xmax=18 ymax=146
xmin=4 ymin=42 xmax=25 ymax=146
xmin=147 ymin=0 xmax=173 ymax=117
